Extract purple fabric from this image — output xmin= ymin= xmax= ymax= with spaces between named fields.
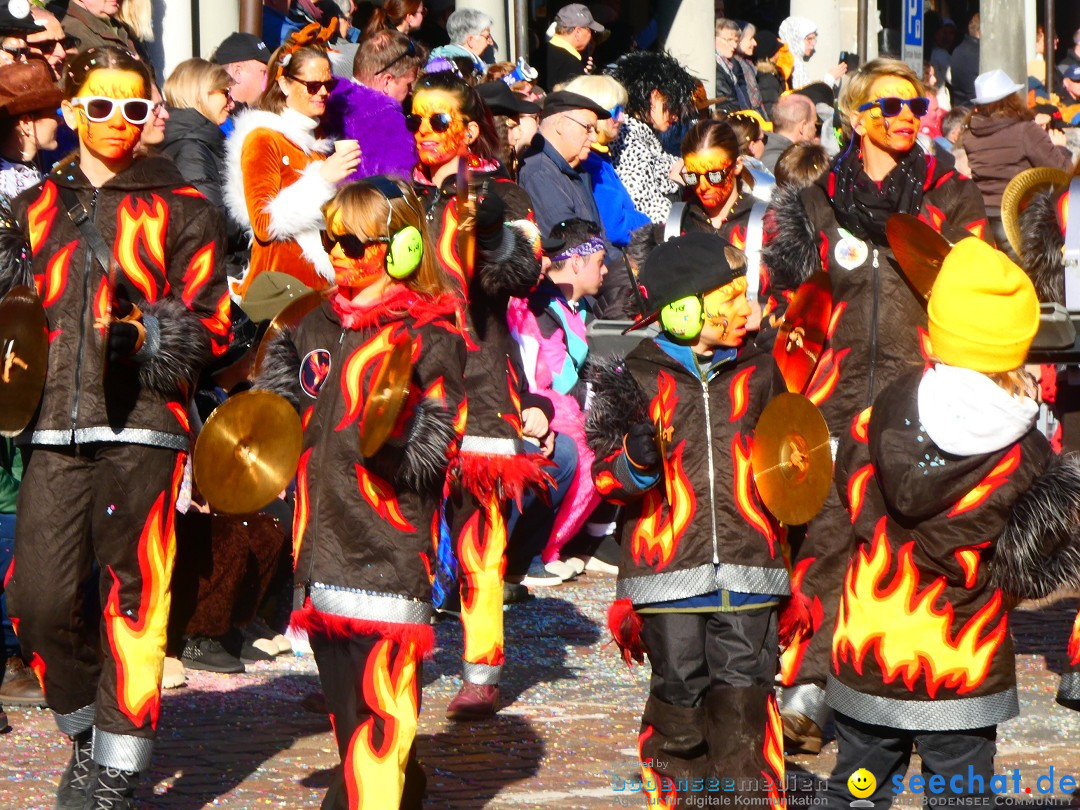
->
xmin=321 ymin=79 xmax=418 ymax=183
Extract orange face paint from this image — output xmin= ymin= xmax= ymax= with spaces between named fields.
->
xmin=65 ymin=68 xmax=149 ymax=161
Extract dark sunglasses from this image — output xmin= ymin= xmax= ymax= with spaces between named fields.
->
xmin=374 ymin=37 xmax=416 ymax=76
xmin=322 ymin=231 xmax=378 ymax=259
xmin=681 ymin=164 xmax=735 ymax=188
xmin=405 ymin=112 xmax=455 ymax=133
xmin=287 ymin=74 xmax=338 ymax=95
xmin=857 ymin=96 xmax=930 ymax=118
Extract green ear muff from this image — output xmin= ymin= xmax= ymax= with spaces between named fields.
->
xmin=385 ymin=224 xmax=424 ymax=279
xmin=659 ymin=295 xmax=705 ymax=339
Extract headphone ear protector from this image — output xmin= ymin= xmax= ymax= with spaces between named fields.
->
xmin=659 ymin=295 xmax=705 ymax=340
xmin=366 ymin=175 xmax=425 ymax=280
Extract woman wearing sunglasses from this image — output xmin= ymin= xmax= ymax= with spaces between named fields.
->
xmin=255 ymin=177 xmax=465 ymax=810
xmin=225 ymin=21 xmax=360 ymax=297
xmin=7 ymin=46 xmax=229 ymax=810
xmin=760 ymin=57 xmax=990 ymax=758
xmin=409 ymin=69 xmax=552 ymax=721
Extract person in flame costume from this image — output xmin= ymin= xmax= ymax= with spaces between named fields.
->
xmin=3 ymin=47 xmax=229 ymax=809
xmin=408 ymin=69 xmax=550 ymax=719
xmin=822 ymin=238 xmax=1080 ymax=809
xmin=587 ymin=233 xmax=789 ymax=808
xmin=254 ymin=177 xmax=466 ymax=810
xmin=759 ymin=57 xmax=990 ymax=754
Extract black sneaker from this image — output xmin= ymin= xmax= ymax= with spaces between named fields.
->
xmin=180 ymin=637 xmax=245 ymax=674
xmin=503 ymin=582 xmax=530 ymax=604
xmin=85 ymin=766 xmax=138 ymax=810
xmin=55 ymin=729 xmax=94 ymax=810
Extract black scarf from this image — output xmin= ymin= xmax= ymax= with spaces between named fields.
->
xmin=831 ymin=145 xmax=928 ymax=243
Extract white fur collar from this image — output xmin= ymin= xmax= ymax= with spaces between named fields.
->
xmin=224 ymin=108 xmax=333 ymax=229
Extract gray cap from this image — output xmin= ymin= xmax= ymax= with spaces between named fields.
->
xmin=555 ymin=3 xmax=605 ymax=33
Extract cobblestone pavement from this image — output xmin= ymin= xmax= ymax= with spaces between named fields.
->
xmin=1 ymin=576 xmax=1077 ymax=809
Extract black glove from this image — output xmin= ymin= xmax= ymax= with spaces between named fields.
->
xmin=623 ymin=422 xmax=660 ymax=470
xmin=475 ymin=190 xmax=506 ymax=253
xmin=107 ymin=284 xmax=142 ymax=363
xmin=112 ymin=283 xmax=135 ymax=320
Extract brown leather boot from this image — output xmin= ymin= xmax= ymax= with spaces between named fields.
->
xmin=781 ymin=708 xmax=824 ymax=755
xmin=0 ymin=657 xmax=45 ymax=707
xmin=446 ymin=682 xmax=499 ymax=720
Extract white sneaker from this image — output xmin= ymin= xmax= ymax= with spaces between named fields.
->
xmin=564 ymin=557 xmax=587 ymax=575
xmin=544 ymin=559 xmax=580 ymax=580
xmin=284 ymin=625 xmax=312 ymax=655
xmin=584 ymin=556 xmax=619 ymax=575
xmin=271 ymin=633 xmax=292 ymax=655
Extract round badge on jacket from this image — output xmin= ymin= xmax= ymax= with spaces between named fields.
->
xmin=299 ymin=349 xmax=332 ymax=398
xmin=834 ymin=228 xmax=868 ymax=271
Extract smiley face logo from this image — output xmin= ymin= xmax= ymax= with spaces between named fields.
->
xmin=848 ymin=769 xmax=876 ymax=799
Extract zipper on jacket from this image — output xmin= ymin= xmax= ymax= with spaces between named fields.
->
xmin=699 ymin=369 xmax=720 ymax=565
xmin=866 ymin=248 xmax=879 ymax=407
xmin=305 ymin=326 xmax=349 ymax=588
xmin=70 ymin=188 xmax=100 ymax=438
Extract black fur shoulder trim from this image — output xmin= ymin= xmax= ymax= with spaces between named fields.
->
xmin=0 ymin=199 xmax=30 ymax=297
xmin=139 ymin=297 xmax=212 ymax=395
xmin=761 ymin=184 xmax=821 ymax=294
xmin=991 ymin=452 xmax=1080 ymax=600
xmin=398 ymin=398 xmax=456 ymax=492
xmin=1018 ymin=190 xmax=1065 ymax=304
xmin=479 ymin=223 xmax=541 ymax=298
xmin=251 ymin=329 xmax=303 ymax=412
xmin=585 ymin=354 xmax=648 ymax=457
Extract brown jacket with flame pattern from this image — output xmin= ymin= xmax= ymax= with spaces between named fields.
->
xmin=10 ymin=156 xmax=229 ymax=451
xmin=830 ymin=369 xmax=1080 ymax=730
xmin=586 ymin=338 xmax=789 ymax=606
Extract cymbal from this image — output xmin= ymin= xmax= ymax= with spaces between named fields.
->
xmin=194 ymin=390 xmax=302 ymax=514
xmin=360 ymin=339 xmax=413 ymax=458
xmin=0 ymin=285 xmax=49 ymax=438
xmin=774 ymin=272 xmax=832 ymax=395
xmin=751 ymin=392 xmax=832 ymax=526
xmin=1001 ymin=167 xmax=1071 ymax=259
xmin=886 ymin=213 xmax=951 ymax=303
xmin=253 ymin=290 xmax=327 ymax=376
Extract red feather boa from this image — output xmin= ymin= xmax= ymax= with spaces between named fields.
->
xmin=607 ymin=599 xmax=647 ymax=669
xmin=291 ymin=599 xmax=435 ymax=656
xmin=456 ymin=451 xmax=554 ymax=506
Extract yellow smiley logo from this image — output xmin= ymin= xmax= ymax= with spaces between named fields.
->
xmin=848 ymin=769 xmax=876 ymax=799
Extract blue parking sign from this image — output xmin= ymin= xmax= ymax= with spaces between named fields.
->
xmin=902 ymin=0 xmax=924 ymax=73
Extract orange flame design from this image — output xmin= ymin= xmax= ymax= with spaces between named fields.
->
xmin=917 ymin=327 xmax=933 ymax=361
xmin=965 ymin=219 xmax=987 ymax=241
xmin=948 ymin=446 xmax=1020 ymax=518
xmin=452 ymin=398 xmax=467 ymax=436
xmin=182 ymin=243 xmax=215 ymax=308
xmin=171 ymin=186 xmax=205 ymax=198
xmin=779 ymin=557 xmax=824 ymax=685
xmin=729 ymin=366 xmax=754 ymax=421
xmin=595 ymin=470 xmax=618 ymax=495
xmin=436 ymin=204 xmax=467 ymax=289
xmin=293 ymin=449 xmax=312 ymax=567
xmin=806 ymin=347 xmax=850 ymax=406
xmin=424 ymin=378 xmax=447 ymax=404
xmin=338 ymin=325 xmax=400 ymax=431
xmin=732 ymin=433 xmax=776 ymax=554
xmin=356 ymin=464 xmax=417 ymax=532
xmin=631 ymin=444 xmax=696 ymax=570
xmin=1067 ymin=610 xmax=1079 ymax=666
xmin=833 ymin=519 xmax=1008 ymax=697
xmin=503 ymin=360 xmax=523 ymax=434
xmin=458 ymin=498 xmax=505 ymax=667
xmin=847 ymin=464 xmax=874 ymax=524
xmin=42 ymin=241 xmax=76 ymax=307
xmin=343 ymin=639 xmax=420 ymax=810
xmin=165 ymin=402 xmax=190 ymax=433
xmin=26 ymin=181 xmax=57 ymax=255
xmin=638 ymin=726 xmax=678 ymax=809
xmin=28 ymin=652 xmax=46 ymax=693
xmin=826 ymin=302 xmax=847 ymax=339
xmin=953 ymin=548 xmax=981 ymax=589
xmin=851 ymin=407 xmax=871 ymax=443
xmin=93 ymin=277 xmax=110 ymax=337
xmin=115 ymin=195 xmax=168 ymax=301
xmin=104 ymin=454 xmax=183 ymax=728
xmin=762 ymin=694 xmax=786 ymax=808
xmin=919 ymin=203 xmax=946 ymax=231
xmin=202 ymin=290 xmax=232 ymax=356
xmin=1058 ymin=193 xmax=1069 ymax=236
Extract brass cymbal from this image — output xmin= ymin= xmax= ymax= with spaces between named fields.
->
xmin=774 ymin=272 xmax=832 ymax=395
xmin=1001 ymin=167 xmax=1072 ymax=259
xmin=751 ymin=392 xmax=832 ymax=526
xmin=193 ymin=390 xmax=302 ymax=514
xmin=886 ymin=213 xmax=951 ymax=304
xmin=253 ymin=290 xmax=327 ymax=376
xmin=0 ymin=285 xmax=49 ymax=438
xmin=359 ymin=339 xmax=413 ymax=458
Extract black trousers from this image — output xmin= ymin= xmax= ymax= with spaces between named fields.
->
xmin=822 ymin=712 xmax=997 ymax=810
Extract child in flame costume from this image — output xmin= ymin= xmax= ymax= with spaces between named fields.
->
xmin=409 ymin=70 xmax=550 ymax=719
xmin=822 ymin=239 xmax=1080 ymax=810
xmin=254 ymin=178 xmax=466 ymax=810
xmin=3 ymin=48 xmax=229 ymax=810
xmin=586 ymin=233 xmax=789 ymax=808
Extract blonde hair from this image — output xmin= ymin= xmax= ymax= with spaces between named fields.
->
xmin=562 ymin=74 xmax=626 ymax=142
xmin=838 ymin=57 xmax=926 ymax=139
xmin=322 ymin=179 xmax=456 ymax=300
xmin=164 ymin=58 xmax=232 ymax=121
xmin=118 ymin=0 xmax=153 ymax=42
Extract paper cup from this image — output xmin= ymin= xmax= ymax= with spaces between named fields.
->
xmin=335 ymin=139 xmax=360 ymax=154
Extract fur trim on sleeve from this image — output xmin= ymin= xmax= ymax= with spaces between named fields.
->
xmin=478 ymin=224 xmax=541 ymax=299
xmin=1018 ymin=190 xmax=1065 ymax=304
xmin=137 ymin=297 xmax=213 ymax=395
xmin=398 ymin=398 xmax=457 ymax=492
xmin=761 ymin=184 xmax=821 ymax=294
xmin=991 ymin=452 xmax=1080 ymax=600
xmin=252 ymin=330 xmax=303 ymax=411
xmin=265 ymin=162 xmax=336 ymax=241
xmin=585 ymin=354 xmax=648 ymax=457
xmin=0 ymin=199 xmax=30 ymax=296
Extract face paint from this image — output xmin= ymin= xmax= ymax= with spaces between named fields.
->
xmin=684 ymin=147 xmax=738 ymax=213
xmin=66 ymin=68 xmax=148 ymax=161
xmin=411 ymin=89 xmax=470 ymax=168
xmin=700 ymin=277 xmax=751 ymax=348
xmin=325 ymin=210 xmax=390 ymax=289
xmin=853 ymin=76 xmax=920 ymax=155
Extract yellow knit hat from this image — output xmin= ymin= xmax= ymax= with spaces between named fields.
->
xmin=927 ymin=238 xmax=1040 ymax=372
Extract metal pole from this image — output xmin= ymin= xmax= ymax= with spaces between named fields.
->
xmin=239 ymin=0 xmax=262 ymax=37
xmin=513 ymin=0 xmax=528 ymax=64
xmin=1046 ymin=0 xmax=1056 ymax=94
xmin=190 ymin=0 xmax=200 ymax=57
xmin=857 ymin=0 xmax=868 ymax=64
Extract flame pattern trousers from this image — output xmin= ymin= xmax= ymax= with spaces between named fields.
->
xmin=311 ymin=631 xmax=424 ymax=810
xmin=7 ymin=443 xmax=182 ymax=772
xmin=637 ymin=607 xmax=783 ymax=805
